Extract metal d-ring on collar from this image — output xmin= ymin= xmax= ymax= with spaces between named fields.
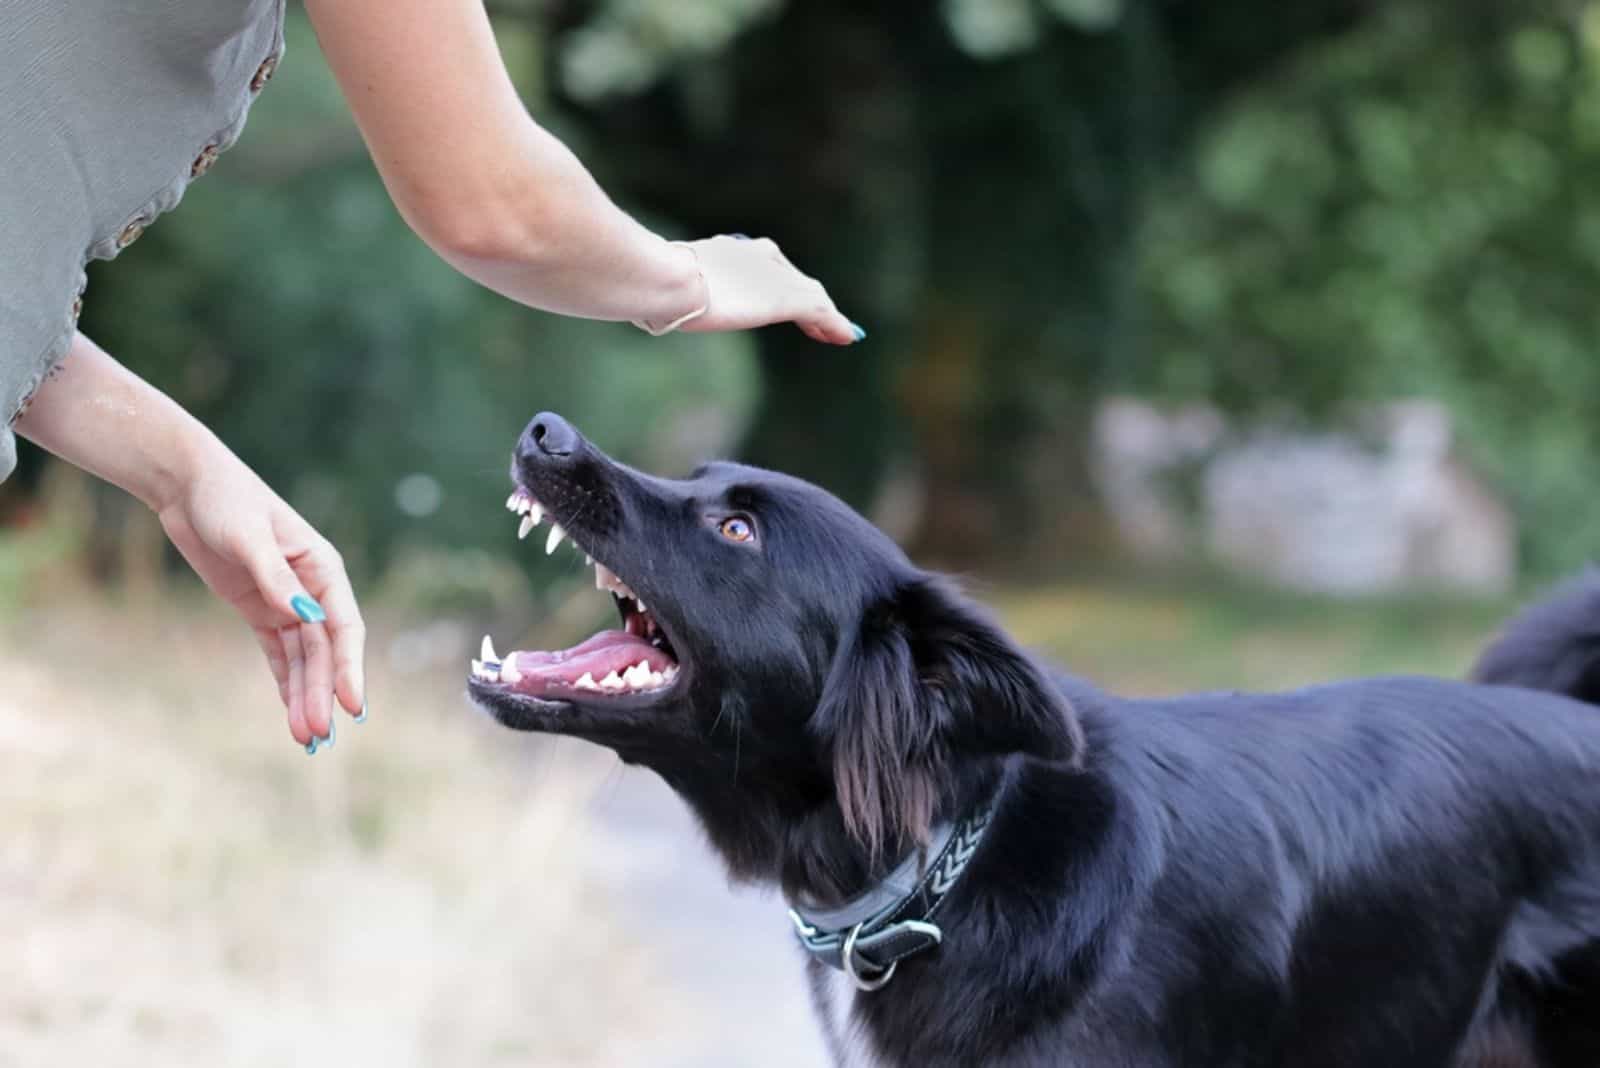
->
xmin=787 ymin=799 xmax=996 ymax=992
xmin=842 ymin=922 xmax=897 ymax=991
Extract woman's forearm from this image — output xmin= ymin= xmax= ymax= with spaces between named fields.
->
xmin=12 ymin=333 xmax=216 ymax=511
xmin=305 ymin=0 xmax=705 ymax=326
xmin=416 ymin=123 xmax=707 ymax=325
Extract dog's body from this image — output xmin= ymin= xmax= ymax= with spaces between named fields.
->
xmin=471 ymin=413 xmax=1600 ymax=1067
xmin=813 ymin=669 xmax=1600 ymax=1067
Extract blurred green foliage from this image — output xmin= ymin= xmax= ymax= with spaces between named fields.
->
xmin=1138 ymin=1 xmax=1600 ymax=573
xmin=18 ymin=0 xmax=1600 ymax=588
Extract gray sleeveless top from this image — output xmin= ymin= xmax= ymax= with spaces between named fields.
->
xmin=0 ymin=0 xmax=285 ymax=482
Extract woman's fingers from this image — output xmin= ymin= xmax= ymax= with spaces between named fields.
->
xmin=298 ymin=618 xmax=336 ymax=745
xmin=291 ymin=538 xmax=368 ymax=720
xmin=252 ymin=625 xmax=292 ymax=707
xmin=791 ymin=280 xmax=861 ymax=346
xmin=754 ymin=238 xmax=863 ymax=344
xmin=233 ymin=525 xmax=328 ymax=629
xmin=233 ymin=525 xmax=345 ymax=747
xmin=280 ymin=625 xmax=313 ymax=747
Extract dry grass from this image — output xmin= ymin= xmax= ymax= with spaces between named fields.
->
xmin=0 ymin=588 xmax=692 ymax=1068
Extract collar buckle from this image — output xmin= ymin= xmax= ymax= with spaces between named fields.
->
xmin=790 ymin=909 xmax=944 ymax=992
xmin=785 ymin=800 xmax=993 ymax=992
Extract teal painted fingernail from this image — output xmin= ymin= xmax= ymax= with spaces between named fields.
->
xmin=354 ymin=699 xmax=368 ymax=725
xmin=849 ymin=323 xmax=867 ymax=342
xmin=290 ymin=594 xmax=326 ymax=624
xmin=305 ymin=735 xmax=321 ymax=756
xmin=323 ymin=720 xmax=336 ymax=749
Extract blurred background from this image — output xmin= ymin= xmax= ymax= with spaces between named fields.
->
xmin=3 ymin=0 xmax=1597 ymax=1064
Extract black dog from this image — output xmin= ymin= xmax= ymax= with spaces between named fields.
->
xmin=470 ymin=412 xmax=1600 ymax=1068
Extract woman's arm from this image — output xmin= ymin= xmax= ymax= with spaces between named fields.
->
xmin=13 ymin=334 xmax=367 ymax=748
xmin=304 ymin=0 xmax=862 ymax=344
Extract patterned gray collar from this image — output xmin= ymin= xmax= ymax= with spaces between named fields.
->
xmin=787 ymin=800 xmax=996 ymax=991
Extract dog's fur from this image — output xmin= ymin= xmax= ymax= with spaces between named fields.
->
xmin=472 ymin=414 xmax=1600 ymax=1067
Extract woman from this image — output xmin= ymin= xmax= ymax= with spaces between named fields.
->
xmin=3 ymin=0 xmax=861 ymax=753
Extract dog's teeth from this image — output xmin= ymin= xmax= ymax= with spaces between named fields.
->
xmin=545 ymin=523 xmax=565 ymax=555
xmin=500 ymin=656 xmax=523 ymax=684
xmin=624 ymin=660 xmax=655 ymax=688
xmin=635 ymin=598 xmax=647 ymax=614
xmin=600 ymin=670 xmax=626 ymax=691
xmin=518 ymin=514 xmax=536 ymax=540
xmin=585 ymin=554 xmax=593 ymax=565
xmin=481 ymin=635 xmax=497 ymax=663
xmin=575 ymin=671 xmax=597 ymax=691
xmin=647 ymin=670 xmax=665 ymax=688
xmin=528 ymin=502 xmax=543 ymax=525
xmin=506 ymin=494 xmax=519 ymax=512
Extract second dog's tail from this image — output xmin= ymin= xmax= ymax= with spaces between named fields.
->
xmin=1473 ymin=571 xmax=1600 ymax=707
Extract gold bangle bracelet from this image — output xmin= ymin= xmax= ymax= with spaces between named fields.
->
xmin=631 ymin=242 xmax=709 ymax=336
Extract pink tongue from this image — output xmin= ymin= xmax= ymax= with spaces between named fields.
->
xmin=508 ymin=630 xmax=675 ymax=690
xmin=512 ymin=629 xmax=642 ymax=667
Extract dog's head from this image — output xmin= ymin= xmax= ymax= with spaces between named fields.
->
xmin=470 ymin=413 xmax=1081 ymax=876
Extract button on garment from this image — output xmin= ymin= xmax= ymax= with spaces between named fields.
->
xmin=116 ymin=219 xmax=147 ymax=249
xmin=0 ymin=0 xmax=287 ymax=481
xmin=191 ymin=143 xmax=221 ymax=179
xmin=250 ymin=54 xmax=279 ymax=93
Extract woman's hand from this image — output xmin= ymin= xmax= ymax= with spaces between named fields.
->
xmin=675 ymin=235 xmax=863 ymax=345
xmin=155 ymin=452 xmax=366 ymax=750
xmin=15 ymin=334 xmax=366 ymax=750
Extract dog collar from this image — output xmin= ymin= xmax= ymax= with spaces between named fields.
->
xmin=786 ymin=800 xmax=996 ymax=992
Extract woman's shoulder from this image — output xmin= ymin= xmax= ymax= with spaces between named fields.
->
xmin=0 ymin=0 xmax=288 ymax=475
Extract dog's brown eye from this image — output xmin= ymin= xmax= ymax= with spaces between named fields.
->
xmin=720 ymin=516 xmax=755 ymax=543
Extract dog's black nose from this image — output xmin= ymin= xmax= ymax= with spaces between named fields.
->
xmin=526 ymin=412 xmax=580 ymax=458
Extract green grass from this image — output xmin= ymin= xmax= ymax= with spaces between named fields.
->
xmin=990 ymin=574 xmax=1520 ymax=696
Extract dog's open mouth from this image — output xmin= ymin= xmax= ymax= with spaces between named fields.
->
xmin=468 ymin=486 xmax=680 ymax=703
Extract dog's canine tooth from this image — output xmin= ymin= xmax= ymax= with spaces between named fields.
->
xmin=636 ymin=598 xmax=647 ymax=614
xmin=545 ymin=523 xmax=566 ymax=555
xmin=628 ymin=660 xmax=655 ymax=688
xmin=481 ymin=635 xmax=497 ymax=663
xmin=518 ymin=514 xmax=536 ymax=540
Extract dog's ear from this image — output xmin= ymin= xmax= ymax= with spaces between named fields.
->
xmin=814 ymin=575 xmax=1082 ymax=861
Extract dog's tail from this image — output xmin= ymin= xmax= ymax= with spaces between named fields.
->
xmin=1472 ymin=571 xmax=1600 ymax=706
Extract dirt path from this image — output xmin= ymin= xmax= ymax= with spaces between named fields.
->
xmin=588 ymin=769 xmax=831 ymax=1067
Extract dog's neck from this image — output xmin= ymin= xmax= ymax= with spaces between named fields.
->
xmin=652 ymin=750 xmax=1003 ymax=907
